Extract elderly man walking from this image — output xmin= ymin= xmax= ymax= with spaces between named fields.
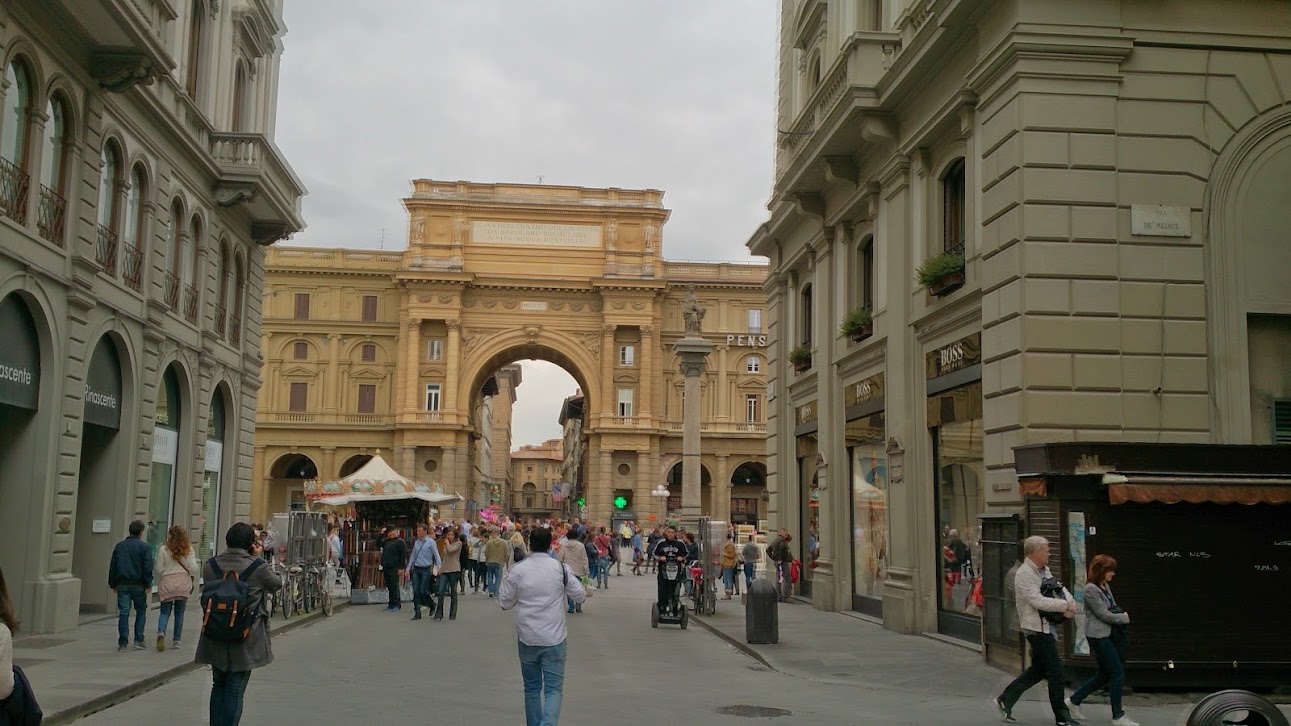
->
xmin=995 ymin=535 xmax=1080 ymax=726
xmin=499 ymin=526 xmax=586 ymax=726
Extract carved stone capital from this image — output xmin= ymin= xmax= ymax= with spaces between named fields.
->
xmin=407 ymin=317 xmax=423 ymax=330
xmin=90 ymin=50 xmax=161 ymax=93
xmin=446 ymin=319 xmax=462 ymax=331
xmin=641 ymin=325 xmax=654 ymax=338
xmin=601 ymin=324 xmax=616 ymax=335
xmin=678 ymin=359 xmax=708 ymax=377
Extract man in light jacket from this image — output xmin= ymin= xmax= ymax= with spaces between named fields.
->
xmin=995 ymin=536 xmax=1079 ymax=726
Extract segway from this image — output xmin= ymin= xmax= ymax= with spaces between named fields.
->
xmin=651 ymin=557 xmax=688 ymax=629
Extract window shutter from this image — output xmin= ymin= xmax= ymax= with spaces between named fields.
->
xmin=289 ymin=382 xmax=307 ymax=412
xmin=361 ymin=343 xmax=376 ymax=362
xmin=1275 ymin=400 xmax=1291 ymax=445
xmin=293 ymin=341 xmax=308 ymax=360
xmin=294 ymin=293 xmax=310 ymax=320
xmin=357 ymin=384 xmax=376 ymax=414
xmin=362 ymin=295 xmax=378 ymax=322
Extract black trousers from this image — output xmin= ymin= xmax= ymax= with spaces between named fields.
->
xmin=1000 ymin=632 xmax=1070 ymax=722
xmin=384 ymin=568 xmax=401 ymax=607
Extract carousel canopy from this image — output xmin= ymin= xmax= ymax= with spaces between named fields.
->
xmin=308 ymin=454 xmax=463 ymax=506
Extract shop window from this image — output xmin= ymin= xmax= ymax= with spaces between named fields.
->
xmin=746 ymin=355 xmax=761 ymax=374
xmin=361 ymin=343 xmax=376 ymax=362
xmin=619 ymin=345 xmax=635 ymax=367
xmin=942 ymin=158 xmax=966 ymax=254
xmin=428 ymin=338 xmax=444 ymax=361
xmin=294 ymin=293 xmax=310 ymax=320
xmin=292 ymin=341 xmax=308 ymax=360
xmin=935 ymin=413 xmax=984 ymax=623
xmin=424 ymin=383 xmax=441 ymax=411
xmin=357 ymin=384 xmax=376 ymax=414
xmin=617 ymin=388 xmax=634 ymax=417
xmin=288 ymin=382 xmax=307 ymax=412
xmin=849 ymin=413 xmax=888 ymax=605
xmin=747 ymin=308 xmax=763 ymax=334
xmin=361 ymin=294 xmax=378 ymax=322
xmin=746 ymin=394 xmax=761 ymax=423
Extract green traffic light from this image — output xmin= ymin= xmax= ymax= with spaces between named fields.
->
xmin=614 ymin=496 xmax=627 ymax=509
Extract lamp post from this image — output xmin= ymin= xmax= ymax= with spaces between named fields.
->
xmin=652 ymin=484 xmax=670 ymax=525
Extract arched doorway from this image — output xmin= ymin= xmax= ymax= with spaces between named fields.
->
xmin=270 ymin=453 xmax=317 ymax=513
xmin=665 ymin=461 xmax=712 ymax=519
xmin=200 ymin=388 xmax=230 ymax=562
xmin=729 ymin=462 xmax=767 ymax=525
xmin=0 ymin=293 xmax=46 ymax=624
xmin=338 ymin=453 xmax=373 ymax=478
xmin=148 ymin=365 xmax=183 ymax=554
xmin=74 ymin=335 xmax=126 ymax=612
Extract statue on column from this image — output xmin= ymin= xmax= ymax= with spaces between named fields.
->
xmin=681 ymin=286 xmax=706 ymax=337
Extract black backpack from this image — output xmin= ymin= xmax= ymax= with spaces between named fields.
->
xmin=1039 ymin=577 xmax=1068 ymax=625
xmin=200 ymin=558 xmax=264 ymax=642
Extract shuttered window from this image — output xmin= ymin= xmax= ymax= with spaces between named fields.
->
xmin=1275 ymin=400 xmax=1291 ymax=445
xmin=361 ymin=343 xmax=376 ymax=362
xmin=293 ymin=293 xmax=310 ymax=320
xmin=361 ymin=295 xmax=378 ymax=322
xmin=288 ymin=382 xmax=307 ymax=412
xmin=293 ymin=341 xmax=308 ymax=360
xmin=357 ymin=384 xmax=376 ymax=414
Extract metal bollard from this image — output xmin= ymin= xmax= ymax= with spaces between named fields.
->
xmin=746 ymin=577 xmax=779 ymax=644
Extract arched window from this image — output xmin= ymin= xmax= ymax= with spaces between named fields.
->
xmin=185 ymin=0 xmax=207 ymax=100
xmin=942 ymin=158 xmax=966 ymax=254
xmin=121 ymin=165 xmax=148 ymax=290
xmin=230 ymin=252 xmax=245 ymax=345
xmin=1 ymin=60 xmax=32 ymax=222
xmin=216 ymin=244 xmax=231 ymax=336
xmin=184 ymin=214 xmax=201 ymax=286
xmin=231 ymin=62 xmax=249 ymax=132
xmin=164 ymin=199 xmax=184 ymax=308
xmin=37 ymin=93 xmax=70 ymax=243
xmin=95 ymin=142 xmax=123 ymax=274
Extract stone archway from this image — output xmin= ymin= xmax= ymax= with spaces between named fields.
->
xmin=338 ymin=453 xmax=372 ymax=478
xmin=729 ymin=461 xmax=767 ymax=525
xmin=268 ymin=452 xmax=317 ymax=514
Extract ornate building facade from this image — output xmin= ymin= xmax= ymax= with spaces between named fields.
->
xmin=749 ymin=0 xmax=1291 ymax=648
xmin=255 ymin=180 xmax=770 ymax=526
xmin=0 ymin=0 xmax=304 ymax=633
xmin=510 ymin=439 xmax=563 ymax=520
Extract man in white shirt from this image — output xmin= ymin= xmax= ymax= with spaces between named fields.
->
xmin=499 ymin=526 xmax=586 ymax=726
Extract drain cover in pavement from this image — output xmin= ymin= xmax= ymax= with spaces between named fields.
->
xmin=715 ymin=705 xmax=794 ymax=718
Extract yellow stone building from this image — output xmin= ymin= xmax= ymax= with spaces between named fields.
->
xmin=253 ymin=180 xmax=771 ymax=526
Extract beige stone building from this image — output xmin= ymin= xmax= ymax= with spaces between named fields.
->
xmin=749 ymin=0 xmax=1291 ymax=645
xmin=0 ymin=0 xmax=303 ymax=633
xmin=255 ymin=180 xmax=770 ymax=526
xmin=511 ymin=439 xmax=563 ymax=520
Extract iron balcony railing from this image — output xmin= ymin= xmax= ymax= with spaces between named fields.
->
xmin=96 ymin=225 xmax=119 ymax=276
xmin=214 ymin=304 xmax=227 ymax=337
xmin=163 ymin=271 xmax=180 ymax=309
xmin=228 ymin=316 xmax=241 ymax=345
xmin=0 ymin=157 xmax=29 ymax=223
xmin=36 ymin=185 xmax=66 ymax=246
xmin=183 ymin=284 xmax=199 ymax=324
xmin=121 ymin=242 xmax=143 ymax=291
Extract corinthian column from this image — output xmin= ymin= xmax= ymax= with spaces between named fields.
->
xmin=600 ymin=324 xmax=615 ymax=420
xmin=444 ymin=319 xmax=462 ymax=417
xmin=403 ymin=318 xmax=421 ymax=418
xmin=639 ymin=325 xmax=654 ymax=422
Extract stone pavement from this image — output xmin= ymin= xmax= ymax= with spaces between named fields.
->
xmin=12 ymin=598 xmax=343 ymax=724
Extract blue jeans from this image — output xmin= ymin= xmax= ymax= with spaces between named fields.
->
xmin=487 ymin=562 xmax=503 ymax=596
xmin=116 ymin=586 xmax=147 ymax=647
xmin=743 ymin=562 xmax=756 ymax=587
xmin=722 ymin=566 xmax=736 ymax=593
xmin=411 ymin=567 xmax=434 ymax=614
xmin=210 ymin=668 xmax=252 ymax=726
xmin=158 ymin=599 xmax=187 ymax=640
xmin=1000 ymin=632 xmax=1071 ymax=722
xmin=518 ymin=639 xmax=567 ymax=726
xmin=1070 ymin=636 xmax=1126 ymax=718
xmin=435 ymin=571 xmax=460 ymax=619
xmin=595 ymin=557 xmax=609 ymax=587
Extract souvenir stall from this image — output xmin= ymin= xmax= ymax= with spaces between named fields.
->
xmin=309 ymin=454 xmax=462 ymax=604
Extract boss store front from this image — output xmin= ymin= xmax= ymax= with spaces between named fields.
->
xmin=794 ymin=399 xmax=820 ymax=599
xmin=846 ymin=372 xmax=887 ymax=617
xmin=926 ymin=332 xmax=985 ymax=643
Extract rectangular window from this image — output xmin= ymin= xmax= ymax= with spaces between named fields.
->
xmin=801 ymin=286 xmax=814 ymax=345
xmin=293 ymin=293 xmax=310 ymax=320
xmin=942 ymin=158 xmax=966 ymax=253
xmin=746 ymin=394 xmax=761 ymax=423
xmin=357 ymin=384 xmax=376 ymax=414
xmin=361 ymin=295 xmax=378 ymax=322
xmin=288 ymin=382 xmax=307 ymax=412
xmin=746 ymin=356 xmax=761 ymax=374
xmin=748 ymin=308 xmax=763 ymax=334
xmin=861 ymin=239 xmax=875 ymax=310
xmin=428 ymin=339 xmax=444 ymax=361
xmin=424 ymin=384 xmax=441 ymax=411
xmin=617 ymin=388 xmax=634 ymax=417
xmin=619 ymin=345 xmax=635 ymax=367
xmin=361 ymin=343 xmax=376 ymax=362
xmin=293 ymin=341 xmax=308 ymax=360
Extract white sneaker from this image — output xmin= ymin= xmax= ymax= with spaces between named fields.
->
xmin=1111 ymin=717 xmax=1140 ymax=726
xmin=1064 ymin=698 xmax=1085 ymax=721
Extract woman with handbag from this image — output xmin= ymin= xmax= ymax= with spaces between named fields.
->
xmin=1065 ymin=554 xmax=1137 ymax=726
xmin=154 ymin=525 xmax=198 ymax=651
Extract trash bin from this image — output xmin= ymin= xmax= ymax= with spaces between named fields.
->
xmin=746 ymin=577 xmax=779 ymax=644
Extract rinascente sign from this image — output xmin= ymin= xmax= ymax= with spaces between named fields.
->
xmin=84 ymin=338 xmax=122 ymax=430
xmin=0 ymin=296 xmax=40 ymax=411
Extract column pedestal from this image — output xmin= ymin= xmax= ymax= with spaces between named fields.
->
xmin=674 ymin=336 xmax=713 ymax=530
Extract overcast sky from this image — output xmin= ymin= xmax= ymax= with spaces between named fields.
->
xmin=274 ymin=1 xmax=778 ymax=447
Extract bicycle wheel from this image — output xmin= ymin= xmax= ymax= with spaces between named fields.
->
xmin=282 ymin=576 xmax=295 ymax=619
xmin=301 ymin=576 xmax=313 ymax=614
xmin=322 ymin=587 xmax=334 ymax=616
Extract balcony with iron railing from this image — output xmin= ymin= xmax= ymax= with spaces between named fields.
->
xmin=95 ymin=225 xmax=119 ymax=276
xmin=121 ymin=242 xmax=143 ymax=291
xmin=214 ymin=304 xmax=227 ymax=337
xmin=163 ymin=271 xmax=180 ymax=308
xmin=0 ymin=157 xmax=30 ymax=224
xmin=183 ymin=284 xmax=199 ymax=324
xmin=228 ymin=316 xmax=241 ymax=345
xmin=36 ymin=185 xmax=66 ymax=246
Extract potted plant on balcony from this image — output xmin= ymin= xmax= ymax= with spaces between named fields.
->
xmin=788 ymin=344 xmax=812 ymax=373
xmin=840 ymin=307 xmax=873 ymax=343
xmin=917 ymin=250 xmax=966 ymax=297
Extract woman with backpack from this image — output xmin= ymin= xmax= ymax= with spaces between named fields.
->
xmin=154 ymin=525 xmax=198 ymax=651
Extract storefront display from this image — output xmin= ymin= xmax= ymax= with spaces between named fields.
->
xmin=148 ymin=368 xmax=182 ymax=557
xmin=794 ymin=400 xmax=819 ymax=599
xmin=845 ymin=373 xmax=887 ymax=616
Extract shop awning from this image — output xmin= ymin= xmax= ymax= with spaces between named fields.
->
xmin=313 ymin=490 xmax=463 ymax=507
xmin=1107 ymin=475 xmax=1291 ymax=506
xmin=306 ymin=453 xmax=461 ymax=503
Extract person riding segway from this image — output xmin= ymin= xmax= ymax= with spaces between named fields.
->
xmin=652 ymin=525 xmax=689 ymax=629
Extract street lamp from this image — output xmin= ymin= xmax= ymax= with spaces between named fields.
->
xmin=651 ymin=484 xmax=670 ymax=525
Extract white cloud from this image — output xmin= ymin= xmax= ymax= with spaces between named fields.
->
xmin=511 ymin=361 xmax=579 ymax=448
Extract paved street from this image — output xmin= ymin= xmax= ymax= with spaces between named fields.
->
xmin=78 ymin=572 xmax=1283 ymax=725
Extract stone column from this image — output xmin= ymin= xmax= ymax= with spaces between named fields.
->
xmin=715 ymin=453 xmax=731 ymax=522
xmin=600 ymin=324 xmax=615 ymax=420
xmin=251 ymin=445 xmax=267 ymax=524
xmin=639 ymin=326 xmax=654 ymax=423
xmin=402 ymin=446 xmax=416 ymax=481
xmin=636 ymin=449 xmax=652 ymax=524
xmin=444 ymin=320 xmax=462 ymax=418
xmin=675 ymin=337 xmax=713 ymax=528
xmin=321 ymin=446 xmax=336 ymax=482
xmin=403 ymin=318 xmax=421 ymax=417
xmin=326 ymin=333 xmax=341 ymax=413
xmin=717 ymin=344 xmax=730 ymax=422
xmin=595 ymin=449 xmax=613 ymax=525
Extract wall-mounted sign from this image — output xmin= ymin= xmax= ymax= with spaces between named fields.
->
xmin=0 ymin=295 xmax=40 ymax=411
xmin=845 ymin=372 xmax=884 ymax=408
xmin=84 ymin=337 xmax=122 ymax=430
xmin=92 ymin=519 xmax=112 ymax=534
xmin=724 ymin=334 xmax=769 ymax=348
xmin=926 ymin=332 xmax=981 ymax=381
xmin=521 ymin=301 xmax=548 ymax=311
xmin=472 ymin=221 xmax=601 ymax=248
xmin=795 ymin=400 xmax=818 ymax=426
xmin=1131 ymin=204 xmax=1191 ymax=238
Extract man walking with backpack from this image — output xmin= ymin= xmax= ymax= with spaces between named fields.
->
xmin=107 ymin=519 xmax=154 ymax=652
xmin=196 ymin=522 xmax=281 ymax=726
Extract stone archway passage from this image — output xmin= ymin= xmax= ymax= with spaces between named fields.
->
xmin=339 ymin=453 xmax=373 ymax=478
xmin=729 ymin=461 xmax=767 ymax=525
xmin=75 ymin=335 xmax=126 ymax=613
xmin=268 ymin=452 xmax=318 ymax=513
